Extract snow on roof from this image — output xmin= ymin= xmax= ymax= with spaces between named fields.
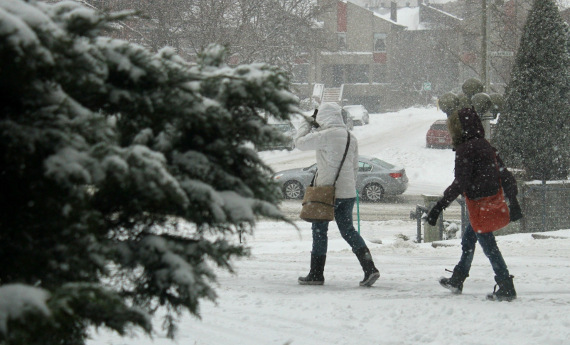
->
xmin=371 ymin=4 xmax=461 ymax=31
xmin=374 ymin=7 xmax=425 ymax=30
xmin=423 ymin=3 xmax=463 ymax=21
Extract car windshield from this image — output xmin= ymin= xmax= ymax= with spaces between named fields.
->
xmin=370 ymin=158 xmax=395 ymax=169
xmin=431 ymin=123 xmax=448 ymax=131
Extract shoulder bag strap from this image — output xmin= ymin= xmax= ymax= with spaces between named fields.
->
xmin=309 ymin=131 xmax=351 ymax=187
xmin=333 ymin=131 xmax=351 ymax=187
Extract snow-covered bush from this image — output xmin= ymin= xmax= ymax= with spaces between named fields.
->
xmin=0 ymin=1 xmax=298 ymax=343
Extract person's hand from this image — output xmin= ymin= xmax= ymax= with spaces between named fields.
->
xmin=509 ymin=198 xmax=523 ymax=222
xmin=426 ymin=202 xmax=444 ymax=226
xmin=308 ymin=109 xmax=320 ymax=128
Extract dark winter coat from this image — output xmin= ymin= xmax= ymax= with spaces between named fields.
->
xmin=438 ymin=107 xmax=518 ymax=209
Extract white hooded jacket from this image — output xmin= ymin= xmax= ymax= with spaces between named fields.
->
xmin=295 ymin=102 xmax=358 ymax=198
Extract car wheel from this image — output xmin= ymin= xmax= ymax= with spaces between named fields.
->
xmin=363 ymin=183 xmax=384 ymax=202
xmin=283 ymin=180 xmax=304 ymax=199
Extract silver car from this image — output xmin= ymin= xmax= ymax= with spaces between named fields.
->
xmin=273 ymin=156 xmax=408 ymax=202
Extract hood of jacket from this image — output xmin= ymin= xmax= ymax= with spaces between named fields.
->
xmin=316 ymin=102 xmax=346 ymax=129
xmin=449 ymin=107 xmax=485 ymax=146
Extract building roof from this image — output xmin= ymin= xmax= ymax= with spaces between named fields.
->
xmin=374 ymin=7 xmax=424 ymax=30
xmin=372 ymin=3 xmax=461 ymax=31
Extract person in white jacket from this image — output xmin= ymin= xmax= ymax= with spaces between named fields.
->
xmin=295 ymin=102 xmax=380 ymax=287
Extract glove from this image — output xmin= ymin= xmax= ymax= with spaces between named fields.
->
xmin=426 ymin=202 xmax=444 ymax=226
xmin=311 ymin=109 xmax=318 ymax=121
xmin=509 ymin=197 xmax=523 ymax=222
xmin=310 ymin=109 xmax=320 ymax=128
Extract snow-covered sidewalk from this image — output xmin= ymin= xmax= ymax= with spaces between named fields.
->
xmin=89 ymin=221 xmax=570 ymax=345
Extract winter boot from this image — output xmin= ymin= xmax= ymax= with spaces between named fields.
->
xmin=355 ymin=247 xmax=380 ymax=287
xmin=487 ymin=275 xmax=517 ymax=301
xmin=298 ymin=254 xmax=326 ymax=285
xmin=439 ymin=265 xmax=469 ymax=294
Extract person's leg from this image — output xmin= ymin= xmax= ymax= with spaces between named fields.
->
xmin=334 ymin=198 xmax=366 ymax=252
xmin=456 ymin=223 xmax=477 ymax=274
xmin=476 ymin=232 xmax=517 ymax=301
xmin=311 ymin=221 xmax=329 ymax=256
xmin=439 ymin=223 xmax=476 ymax=293
xmin=298 ymin=221 xmax=328 ymax=285
xmin=335 ymin=198 xmax=379 ymax=287
xmin=475 ymin=232 xmax=510 ymax=280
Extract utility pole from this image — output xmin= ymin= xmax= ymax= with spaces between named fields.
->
xmin=481 ymin=0 xmax=488 ymax=92
xmin=481 ymin=0 xmax=493 ymax=140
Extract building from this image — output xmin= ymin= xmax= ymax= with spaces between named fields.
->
xmin=293 ymin=0 xmax=534 ymax=112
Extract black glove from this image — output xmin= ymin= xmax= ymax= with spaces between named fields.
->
xmin=426 ymin=202 xmax=444 ymax=226
xmin=509 ymin=197 xmax=523 ymax=222
xmin=311 ymin=109 xmax=320 ymax=128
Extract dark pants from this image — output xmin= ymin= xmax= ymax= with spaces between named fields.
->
xmin=457 ymin=223 xmax=510 ymax=280
xmin=311 ymin=198 xmax=366 ymax=256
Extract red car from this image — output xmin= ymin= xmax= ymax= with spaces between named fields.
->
xmin=426 ymin=120 xmax=452 ymax=149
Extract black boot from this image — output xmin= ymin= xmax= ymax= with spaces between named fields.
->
xmin=487 ymin=275 xmax=517 ymax=301
xmin=439 ymin=265 xmax=468 ymax=294
xmin=355 ymin=247 xmax=380 ymax=287
xmin=298 ymin=254 xmax=326 ymax=285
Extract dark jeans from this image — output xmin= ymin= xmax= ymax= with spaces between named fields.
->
xmin=311 ymin=198 xmax=366 ymax=256
xmin=456 ymin=223 xmax=510 ymax=281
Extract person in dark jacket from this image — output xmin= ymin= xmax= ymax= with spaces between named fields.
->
xmin=427 ymin=103 xmax=523 ymax=301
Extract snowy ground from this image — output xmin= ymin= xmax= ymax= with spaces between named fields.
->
xmin=89 ymin=107 xmax=570 ymax=345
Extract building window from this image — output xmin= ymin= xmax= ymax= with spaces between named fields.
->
xmin=372 ymin=64 xmax=387 ymax=83
xmin=374 ymin=33 xmax=386 ymax=52
xmin=346 ymin=65 xmax=369 ymax=84
xmin=337 ymin=32 xmax=347 ymax=51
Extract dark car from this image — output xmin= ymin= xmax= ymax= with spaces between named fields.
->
xmin=426 ymin=119 xmax=452 ymax=149
xmin=260 ymin=122 xmax=297 ymax=151
xmin=272 ymin=155 xmax=408 ymax=202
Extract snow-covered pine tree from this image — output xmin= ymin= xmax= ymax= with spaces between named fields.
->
xmin=494 ymin=0 xmax=570 ymax=180
xmin=0 ymin=1 xmax=297 ymax=344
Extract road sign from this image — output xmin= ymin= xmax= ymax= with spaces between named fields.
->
xmin=423 ymin=82 xmax=432 ymax=91
xmin=489 ymin=51 xmax=514 ymax=57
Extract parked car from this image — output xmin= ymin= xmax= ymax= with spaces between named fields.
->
xmin=426 ymin=119 xmax=452 ymax=149
xmin=260 ymin=122 xmax=297 ymax=151
xmin=343 ymin=105 xmax=369 ymax=126
xmin=272 ymin=155 xmax=408 ymax=202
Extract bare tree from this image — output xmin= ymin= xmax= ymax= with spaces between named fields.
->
xmin=83 ymin=0 xmax=332 ymax=71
